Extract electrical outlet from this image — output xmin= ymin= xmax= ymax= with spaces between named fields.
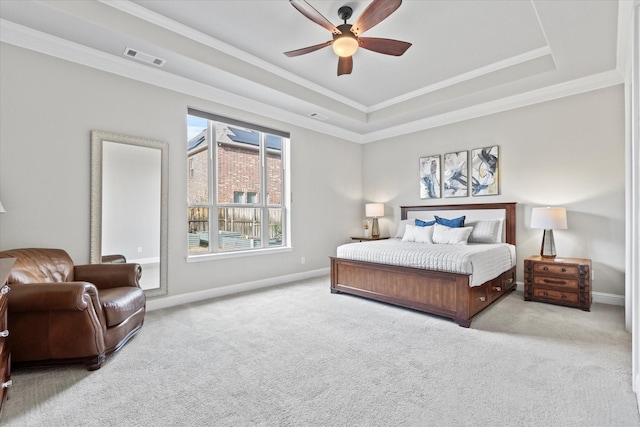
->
xmin=137 ymin=247 xmax=143 ymax=253
xmin=301 ymin=257 xmax=306 ymax=265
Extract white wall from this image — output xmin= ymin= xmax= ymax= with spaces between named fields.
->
xmin=363 ymin=85 xmax=626 ymax=297
xmin=0 ymin=42 xmax=626 ymax=300
xmin=0 ymin=43 xmax=363 ymax=298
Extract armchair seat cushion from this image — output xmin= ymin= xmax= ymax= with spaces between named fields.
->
xmin=100 ymin=287 xmax=146 ymax=328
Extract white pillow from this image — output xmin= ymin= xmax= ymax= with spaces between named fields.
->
xmin=467 ymin=219 xmax=502 ymax=243
xmin=401 ymin=224 xmax=434 ymax=243
xmin=394 ymin=219 xmax=412 ymax=238
xmin=432 ymin=223 xmax=473 ymax=245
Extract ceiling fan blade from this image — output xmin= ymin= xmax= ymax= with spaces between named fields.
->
xmin=284 ymin=41 xmax=332 ymax=57
xmin=351 ymin=0 xmax=402 ymax=36
xmin=337 ymin=56 xmax=353 ymax=76
xmin=289 ymin=0 xmax=341 ymax=35
xmin=359 ymin=37 xmax=411 ymax=56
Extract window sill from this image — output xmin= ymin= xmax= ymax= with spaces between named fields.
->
xmin=186 ymin=246 xmax=292 ymax=263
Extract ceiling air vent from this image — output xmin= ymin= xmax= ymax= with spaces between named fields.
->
xmin=309 ymin=112 xmax=329 ymax=121
xmin=123 ymin=47 xmax=166 ymax=67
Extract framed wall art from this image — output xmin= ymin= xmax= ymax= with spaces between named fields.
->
xmin=443 ymin=150 xmax=468 ymax=197
xmin=419 ymin=155 xmax=441 ymax=199
xmin=471 ymin=145 xmax=499 ymax=196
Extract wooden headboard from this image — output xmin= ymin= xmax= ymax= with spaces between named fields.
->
xmin=400 ymin=202 xmax=517 ymax=245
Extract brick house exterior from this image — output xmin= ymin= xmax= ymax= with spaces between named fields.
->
xmin=187 ymin=125 xmax=283 ymax=241
xmin=188 ymin=125 xmax=282 ymax=205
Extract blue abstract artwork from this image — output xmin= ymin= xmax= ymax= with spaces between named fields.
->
xmin=443 ymin=151 xmax=468 ymax=197
xmin=419 ymin=155 xmax=441 ymax=199
xmin=471 ymin=145 xmax=499 ymax=196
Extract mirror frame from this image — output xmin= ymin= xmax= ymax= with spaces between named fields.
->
xmin=90 ymin=130 xmax=169 ymax=298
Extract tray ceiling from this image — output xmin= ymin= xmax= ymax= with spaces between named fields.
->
xmin=0 ymin=1 xmax=628 ymax=143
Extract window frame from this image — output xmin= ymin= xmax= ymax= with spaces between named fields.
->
xmin=187 ymin=108 xmax=291 ymax=261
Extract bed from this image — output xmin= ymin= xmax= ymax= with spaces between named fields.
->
xmin=330 ymin=202 xmax=517 ymax=327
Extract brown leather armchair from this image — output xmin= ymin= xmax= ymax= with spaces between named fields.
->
xmin=0 ymin=248 xmax=146 ymax=370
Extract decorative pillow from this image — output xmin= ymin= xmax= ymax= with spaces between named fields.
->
xmin=434 ymin=215 xmax=465 ymax=228
xmin=432 ymin=223 xmax=473 ymax=245
xmin=415 ymin=218 xmax=436 ymax=227
xmin=467 ymin=219 xmax=502 ymax=243
xmin=394 ymin=219 xmax=412 ymax=238
xmin=401 ymin=224 xmax=434 ymax=243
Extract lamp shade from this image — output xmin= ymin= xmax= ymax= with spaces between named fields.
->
xmin=0 ymin=200 xmax=5 ymax=213
xmin=365 ymin=203 xmax=384 ymax=218
xmin=530 ymin=207 xmax=567 ymax=230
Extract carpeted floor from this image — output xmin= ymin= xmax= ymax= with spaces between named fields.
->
xmin=2 ymin=276 xmax=638 ymax=426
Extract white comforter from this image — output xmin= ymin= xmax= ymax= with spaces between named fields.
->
xmin=336 ymin=239 xmax=516 ymax=286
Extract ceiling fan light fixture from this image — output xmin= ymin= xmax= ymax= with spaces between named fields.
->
xmin=286 ymin=0 xmax=409 ymax=75
xmin=332 ymin=33 xmax=358 ymax=57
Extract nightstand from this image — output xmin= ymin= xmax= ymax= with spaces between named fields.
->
xmin=524 ymin=255 xmax=592 ymax=311
xmin=351 ymin=236 xmax=389 ymax=242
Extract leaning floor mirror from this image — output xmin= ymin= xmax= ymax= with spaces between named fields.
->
xmin=91 ymin=130 xmax=169 ymax=297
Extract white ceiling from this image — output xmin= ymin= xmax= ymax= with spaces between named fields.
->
xmin=0 ymin=0 xmax=630 ymax=143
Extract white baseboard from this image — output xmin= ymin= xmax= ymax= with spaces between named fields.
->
xmin=150 ymin=275 xmax=624 ymax=312
xmin=146 ymin=267 xmax=330 ymax=311
xmin=129 ymin=257 xmax=160 ymax=265
xmin=515 ymin=283 xmax=624 ymax=306
xmin=592 ymin=291 xmax=625 ymax=306
xmin=636 ymin=373 xmax=640 ymax=416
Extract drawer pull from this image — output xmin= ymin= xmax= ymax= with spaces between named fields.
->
xmin=561 ymin=268 xmax=567 ymax=272
xmin=0 ymin=330 xmax=7 ymax=338
xmin=492 ymin=286 xmax=502 ymax=292
xmin=542 ymin=279 xmax=567 ymax=285
xmin=561 ymin=294 xmax=567 ymax=299
xmin=478 ymin=296 xmax=486 ymax=302
xmin=543 ymin=267 xmax=548 ymax=271
xmin=1 ymin=380 xmax=11 ymax=389
xmin=0 ymin=285 xmax=9 ymax=295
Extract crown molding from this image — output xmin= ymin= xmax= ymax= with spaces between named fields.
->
xmin=0 ymin=19 xmax=362 ymax=143
xmin=362 ymin=69 xmax=624 ymax=143
xmin=369 ymin=46 xmax=554 ymax=112
xmin=100 ymin=0 xmax=368 ymax=112
xmin=99 ymin=0 xmax=557 ymax=116
xmin=0 ymin=18 xmax=624 ymax=145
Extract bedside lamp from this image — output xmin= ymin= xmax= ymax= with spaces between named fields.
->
xmin=530 ymin=206 xmax=567 ymax=258
xmin=365 ymin=203 xmax=384 ymax=238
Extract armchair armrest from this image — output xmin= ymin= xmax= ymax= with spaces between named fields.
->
xmin=74 ymin=263 xmax=142 ymax=290
xmin=8 ymin=282 xmax=99 ymax=312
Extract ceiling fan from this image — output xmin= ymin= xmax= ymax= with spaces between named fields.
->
xmin=284 ymin=0 xmax=412 ymax=76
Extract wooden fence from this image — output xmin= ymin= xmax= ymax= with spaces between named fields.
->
xmin=188 ymin=206 xmax=282 ymax=249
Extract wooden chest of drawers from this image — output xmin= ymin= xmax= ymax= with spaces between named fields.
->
xmin=524 ymin=255 xmax=592 ymax=311
xmin=0 ymin=258 xmax=15 ymax=419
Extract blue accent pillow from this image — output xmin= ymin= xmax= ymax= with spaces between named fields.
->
xmin=415 ymin=219 xmax=436 ymax=227
xmin=434 ymin=215 xmax=465 ymax=228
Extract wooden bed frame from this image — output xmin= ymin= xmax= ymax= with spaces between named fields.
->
xmin=330 ymin=202 xmax=517 ymax=327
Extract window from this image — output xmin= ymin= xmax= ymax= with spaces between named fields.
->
xmin=187 ymin=108 xmax=290 ymax=256
xmin=233 ymin=191 xmax=244 ymax=203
